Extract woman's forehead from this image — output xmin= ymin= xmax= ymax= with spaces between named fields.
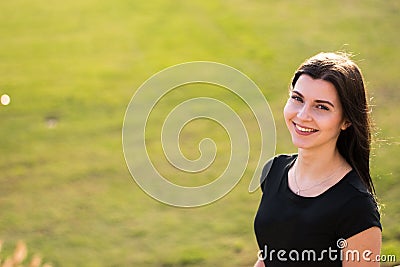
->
xmin=293 ymin=74 xmax=339 ymax=102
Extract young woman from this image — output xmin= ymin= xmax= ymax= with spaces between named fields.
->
xmin=254 ymin=52 xmax=381 ymax=267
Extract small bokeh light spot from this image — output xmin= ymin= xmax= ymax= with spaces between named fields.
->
xmin=1 ymin=94 xmax=11 ymax=105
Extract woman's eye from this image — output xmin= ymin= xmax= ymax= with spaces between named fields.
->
xmin=291 ymin=95 xmax=303 ymax=102
xmin=316 ymin=104 xmax=329 ymax=111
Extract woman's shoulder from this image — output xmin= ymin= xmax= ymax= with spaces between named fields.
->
xmin=261 ymin=153 xmax=296 ymax=176
xmin=340 ymin=170 xmax=373 ymax=197
xmin=332 ymin=170 xmax=380 ymax=217
xmin=260 ymin=154 xmax=297 ymax=188
xmin=335 ymin=171 xmax=382 ymax=237
xmin=269 ymin=153 xmax=297 ymax=166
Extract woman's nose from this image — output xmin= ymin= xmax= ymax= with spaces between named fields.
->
xmin=297 ymin=104 xmax=312 ymax=121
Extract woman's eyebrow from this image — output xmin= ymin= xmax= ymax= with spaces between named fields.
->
xmin=315 ymin=99 xmax=335 ymax=108
xmin=292 ymin=90 xmax=335 ymax=108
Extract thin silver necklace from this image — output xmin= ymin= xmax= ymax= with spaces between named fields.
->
xmin=293 ymin=160 xmax=345 ymax=196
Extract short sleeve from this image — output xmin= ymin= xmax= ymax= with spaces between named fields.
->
xmin=336 ymin=195 xmax=382 ymax=239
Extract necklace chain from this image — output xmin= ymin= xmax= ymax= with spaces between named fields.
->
xmin=293 ymin=160 xmax=346 ymax=196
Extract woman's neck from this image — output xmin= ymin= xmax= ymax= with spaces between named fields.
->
xmin=296 ymin=146 xmax=346 ymax=181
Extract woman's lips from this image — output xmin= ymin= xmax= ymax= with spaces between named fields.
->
xmin=293 ymin=122 xmax=319 ymax=136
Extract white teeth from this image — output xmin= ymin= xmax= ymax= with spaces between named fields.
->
xmin=295 ymin=124 xmax=317 ymax=132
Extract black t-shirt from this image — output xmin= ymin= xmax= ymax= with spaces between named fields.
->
xmin=254 ymin=154 xmax=381 ymax=267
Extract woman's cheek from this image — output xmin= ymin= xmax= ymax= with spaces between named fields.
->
xmin=283 ymin=100 xmax=295 ymax=121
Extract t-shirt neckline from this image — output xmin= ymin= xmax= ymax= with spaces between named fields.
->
xmin=283 ymin=155 xmax=354 ymax=200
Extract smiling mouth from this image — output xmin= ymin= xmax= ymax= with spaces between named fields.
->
xmin=293 ymin=122 xmax=318 ymax=133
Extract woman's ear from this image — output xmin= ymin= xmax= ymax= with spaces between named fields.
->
xmin=341 ymin=120 xmax=352 ymax=130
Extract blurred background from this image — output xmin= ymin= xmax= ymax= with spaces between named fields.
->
xmin=0 ymin=0 xmax=399 ymax=266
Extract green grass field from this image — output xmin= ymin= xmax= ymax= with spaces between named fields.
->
xmin=0 ymin=0 xmax=399 ymax=266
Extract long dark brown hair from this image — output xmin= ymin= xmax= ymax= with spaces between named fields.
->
xmin=291 ymin=52 xmax=375 ymax=195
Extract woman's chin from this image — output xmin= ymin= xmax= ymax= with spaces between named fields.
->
xmin=290 ymin=138 xmax=313 ymax=150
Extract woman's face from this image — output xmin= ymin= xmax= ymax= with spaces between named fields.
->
xmin=283 ymin=74 xmax=348 ymax=151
